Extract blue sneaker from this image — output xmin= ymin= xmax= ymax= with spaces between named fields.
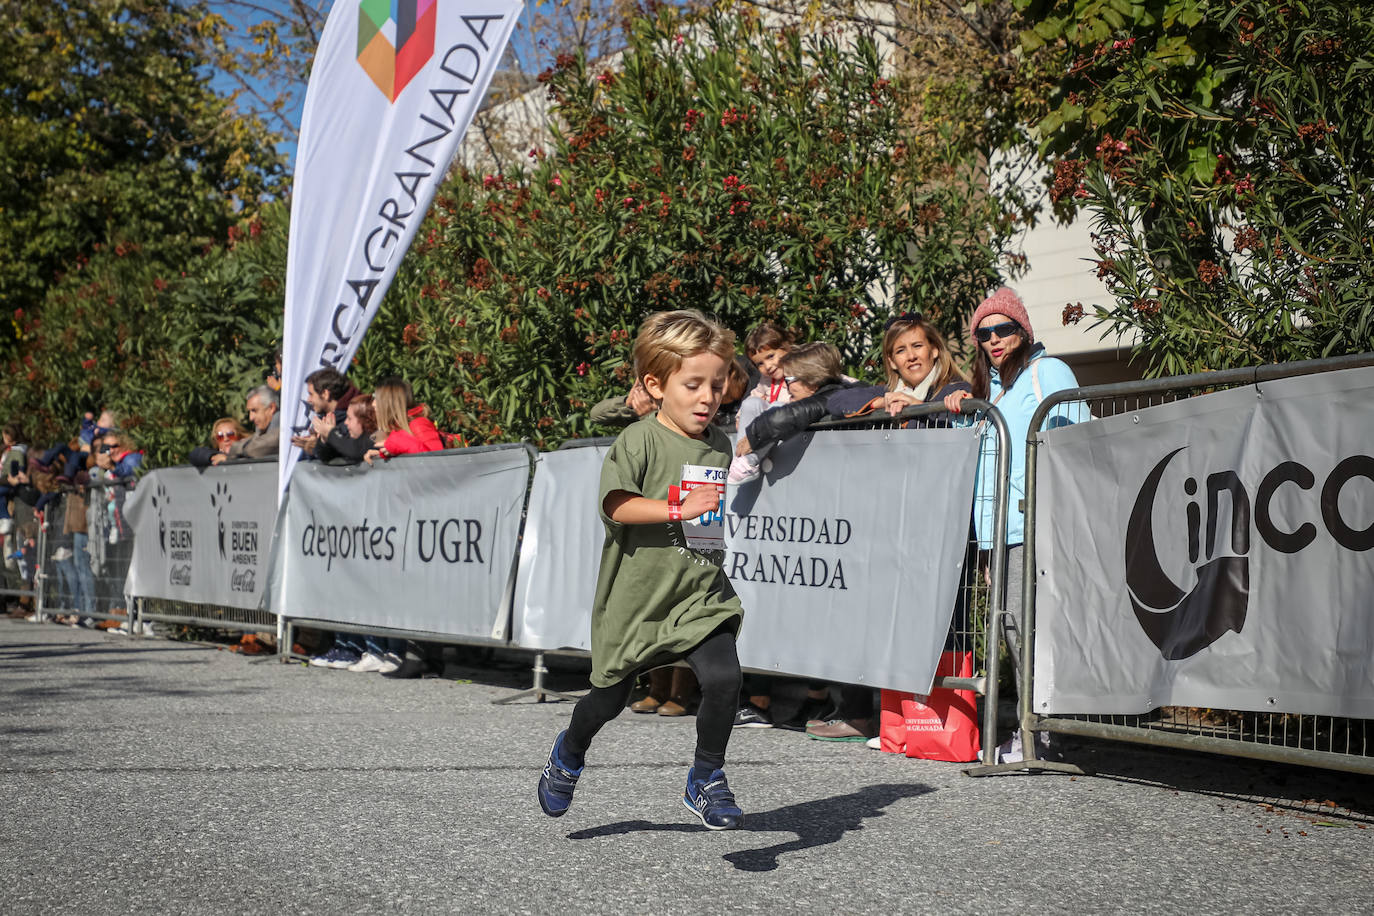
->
xmin=538 ymin=730 xmax=582 ymax=817
xmin=308 ymin=647 xmax=360 ymax=669
xmin=683 ymin=768 xmax=744 ymax=830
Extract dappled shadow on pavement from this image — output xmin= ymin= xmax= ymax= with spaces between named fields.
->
xmin=1063 ymin=736 xmax=1374 ymax=823
xmin=567 ymin=782 xmax=935 ymax=872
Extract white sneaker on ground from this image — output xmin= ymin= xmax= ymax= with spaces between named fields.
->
xmin=376 ymin=652 xmax=402 ymax=674
xmin=865 ymin=736 xmax=881 ymax=750
xmin=348 ymin=652 xmax=387 ymax=673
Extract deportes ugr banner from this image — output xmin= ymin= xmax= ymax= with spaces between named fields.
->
xmin=279 ymin=0 xmax=520 ymax=495
xmin=1034 ymin=366 xmax=1374 ymax=717
xmin=123 ymin=462 xmax=280 ymax=610
xmin=272 ymin=445 xmax=532 ymax=639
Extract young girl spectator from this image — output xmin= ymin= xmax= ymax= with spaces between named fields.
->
xmin=740 ymin=322 xmax=796 ymax=423
xmin=729 ymin=342 xmax=855 ymax=484
xmin=364 ymin=378 xmax=442 ymax=463
xmin=828 ymin=312 xmax=971 ymax=424
xmin=944 ymin=287 xmax=1088 ymax=763
xmin=537 ymin=309 xmax=747 ymax=830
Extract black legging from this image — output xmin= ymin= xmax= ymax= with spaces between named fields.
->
xmin=564 ymin=627 xmax=742 ymax=772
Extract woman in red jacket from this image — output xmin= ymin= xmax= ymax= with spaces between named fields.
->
xmin=364 ymin=376 xmax=442 ymax=463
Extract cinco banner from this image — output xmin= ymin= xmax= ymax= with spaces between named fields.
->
xmin=1034 ymin=366 xmax=1374 ymax=717
xmin=280 ymin=0 xmax=521 ymax=495
xmin=123 ymin=462 xmax=280 ymax=609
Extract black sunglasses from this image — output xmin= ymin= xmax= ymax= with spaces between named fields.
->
xmin=884 ymin=311 xmax=925 ymax=331
xmin=974 ymin=320 xmax=1022 ymax=343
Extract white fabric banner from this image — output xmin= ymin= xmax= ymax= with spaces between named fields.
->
xmin=271 ymin=446 xmax=531 ymax=639
xmin=513 ymin=427 xmax=981 ymax=694
xmin=123 ymin=462 xmax=280 ymax=609
xmin=1035 ymin=366 xmax=1374 ymax=717
xmin=512 ymin=444 xmax=608 ymax=652
xmin=279 ymin=0 xmax=521 ymax=495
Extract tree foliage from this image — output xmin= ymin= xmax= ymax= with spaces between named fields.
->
xmin=366 ymin=4 xmax=1025 ymax=447
xmin=1019 ymin=0 xmax=1374 ymax=374
xmin=0 ymin=0 xmax=285 ymax=328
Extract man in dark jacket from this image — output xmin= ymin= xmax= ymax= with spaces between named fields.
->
xmin=293 ymin=367 xmax=362 ymax=461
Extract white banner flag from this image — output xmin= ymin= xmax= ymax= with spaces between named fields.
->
xmin=280 ymin=0 xmax=521 ymax=495
xmin=1034 ymin=366 xmax=1374 ymax=717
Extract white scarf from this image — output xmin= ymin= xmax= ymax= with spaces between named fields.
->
xmin=893 ymin=370 xmax=936 ymax=403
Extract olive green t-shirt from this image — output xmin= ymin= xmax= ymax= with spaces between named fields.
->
xmin=590 ymin=414 xmax=743 ymax=687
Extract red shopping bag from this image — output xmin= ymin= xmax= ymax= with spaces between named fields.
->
xmin=877 ymin=652 xmax=980 ymax=761
xmin=903 ymin=651 xmax=979 ymax=762
xmin=879 ymin=688 xmax=909 ymax=754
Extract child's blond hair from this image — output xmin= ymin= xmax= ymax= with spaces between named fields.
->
xmin=778 ymin=342 xmax=843 ymax=389
xmin=633 ymin=310 xmax=737 ymax=386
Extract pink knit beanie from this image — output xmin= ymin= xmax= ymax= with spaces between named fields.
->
xmin=969 ymin=287 xmax=1033 ymax=346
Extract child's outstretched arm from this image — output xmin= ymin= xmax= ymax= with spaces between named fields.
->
xmin=604 ymin=487 xmax=718 ymax=524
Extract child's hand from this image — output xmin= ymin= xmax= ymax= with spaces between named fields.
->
xmin=363 ymin=448 xmax=382 ymax=466
xmin=734 ymin=438 xmax=753 ymax=457
xmin=680 ymin=484 xmax=722 ymax=520
xmin=626 ymin=381 xmax=655 ymax=417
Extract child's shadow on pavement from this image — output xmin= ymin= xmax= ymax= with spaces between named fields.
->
xmin=566 ymin=782 xmax=934 ymax=872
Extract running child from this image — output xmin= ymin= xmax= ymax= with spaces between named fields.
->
xmin=538 ymin=309 xmax=747 ymax=830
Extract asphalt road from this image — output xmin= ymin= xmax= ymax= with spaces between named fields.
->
xmin=2 ymin=619 xmax=1371 ymax=915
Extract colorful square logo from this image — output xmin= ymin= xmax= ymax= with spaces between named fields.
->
xmin=357 ymin=0 xmax=437 ymax=102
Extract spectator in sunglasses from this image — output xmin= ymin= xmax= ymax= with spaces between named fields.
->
xmin=92 ymin=431 xmax=143 ymax=479
xmin=942 ymin=287 xmax=1088 ymax=764
xmin=188 ymin=418 xmax=250 ymax=469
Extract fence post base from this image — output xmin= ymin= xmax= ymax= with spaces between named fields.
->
xmin=493 ymin=652 xmax=583 ymax=705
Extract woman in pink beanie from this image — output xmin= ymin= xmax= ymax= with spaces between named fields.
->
xmin=944 ymin=286 xmax=1089 ymax=764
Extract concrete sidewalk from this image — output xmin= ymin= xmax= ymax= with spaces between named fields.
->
xmin=2 ymin=619 xmax=1371 ymax=915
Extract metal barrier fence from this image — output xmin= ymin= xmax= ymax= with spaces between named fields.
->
xmin=19 ymin=405 xmax=1013 ymax=765
xmin=33 ymin=478 xmax=138 ymax=629
xmin=811 ymin=400 xmax=1010 ymax=765
xmin=1013 ymin=352 xmax=1374 ymax=776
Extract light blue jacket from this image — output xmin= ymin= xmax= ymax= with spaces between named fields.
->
xmin=972 ymin=344 xmax=1086 ymax=548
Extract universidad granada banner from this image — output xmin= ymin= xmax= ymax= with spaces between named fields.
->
xmin=123 ymin=462 xmax=280 ymax=610
xmin=280 ymin=0 xmax=520 ymax=495
xmin=1034 ymin=365 xmax=1374 ymax=718
xmin=512 ymin=427 xmax=981 ymax=695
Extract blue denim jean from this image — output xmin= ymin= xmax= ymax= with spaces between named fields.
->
xmin=69 ymin=532 xmax=97 ymax=616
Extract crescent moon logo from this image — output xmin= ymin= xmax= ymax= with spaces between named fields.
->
xmin=1125 ymin=448 xmax=1249 ymax=660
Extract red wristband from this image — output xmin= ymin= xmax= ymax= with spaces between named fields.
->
xmin=668 ymin=504 xmax=682 ymax=521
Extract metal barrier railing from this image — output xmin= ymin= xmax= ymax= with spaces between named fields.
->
xmin=21 ymin=405 xmax=1014 ymax=766
xmin=33 ymin=477 xmax=138 ymax=629
xmin=1013 ymin=352 xmax=1374 ymax=776
xmin=810 ymin=400 xmax=1011 ymax=765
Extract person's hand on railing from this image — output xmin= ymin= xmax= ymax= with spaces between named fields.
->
xmin=944 ymin=389 xmax=973 ymax=414
xmin=882 ymin=391 xmax=918 ymax=416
